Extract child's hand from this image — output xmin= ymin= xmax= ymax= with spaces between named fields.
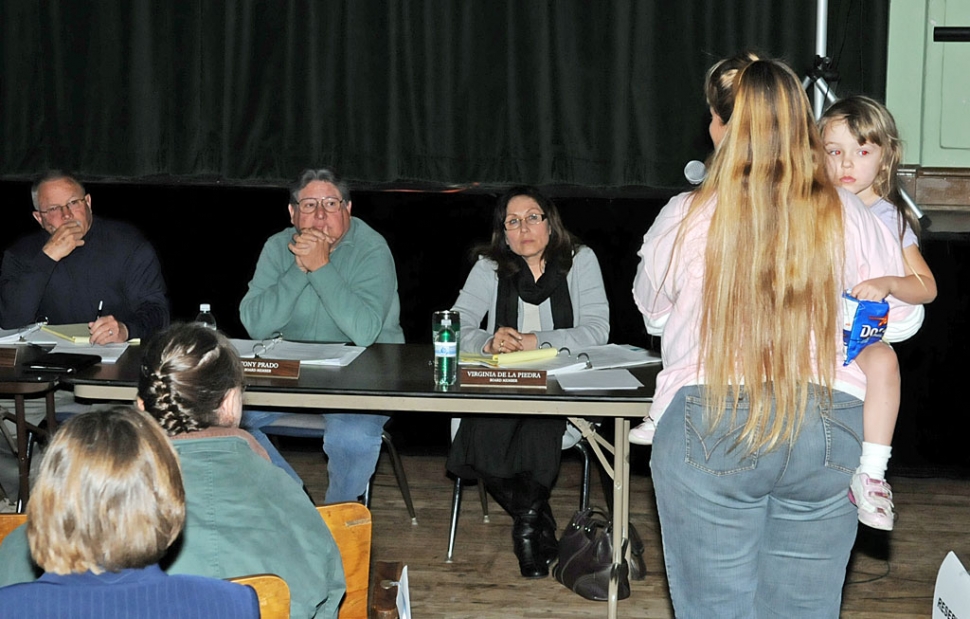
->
xmin=851 ymin=276 xmax=895 ymax=301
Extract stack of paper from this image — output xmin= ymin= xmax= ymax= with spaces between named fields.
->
xmin=459 ymin=347 xmax=559 ymax=367
xmin=0 ymin=323 xmax=57 ymax=345
xmin=459 ymin=344 xmax=660 ymax=376
xmin=230 ymin=339 xmax=366 ymax=367
xmin=573 ymin=344 xmax=661 ymax=369
xmin=460 ymin=348 xmax=588 ymax=376
xmin=556 ymin=369 xmax=644 ymax=391
xmin=42 ymin=323 xmax=93 ymax=344
xmin=49 ymin=343 xmax=130 ymax=364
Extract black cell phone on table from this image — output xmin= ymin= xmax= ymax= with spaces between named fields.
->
xmin=23 ymin=352 xmax=101 ymax=374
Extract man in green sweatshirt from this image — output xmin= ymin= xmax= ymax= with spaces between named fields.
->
xmin=239 ymin=168 xmax=404 ymax=503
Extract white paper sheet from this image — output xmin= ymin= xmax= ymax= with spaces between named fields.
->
xmin=49 ymin=342 xmax=130 ymax=364
xmin=555 ymin=369 xmax=644 ymax=391
xmin=230 ymin=339 xmax=365 ymax=367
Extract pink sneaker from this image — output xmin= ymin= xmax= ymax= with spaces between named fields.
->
xmin=848 ymin=472 xmax=895 ymax=531
xmin=629 ymin=419 xmax=656 ymax=445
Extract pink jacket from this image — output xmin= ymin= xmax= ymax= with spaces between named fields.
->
xmin=633 ymin=188 xmax=924 ymax=423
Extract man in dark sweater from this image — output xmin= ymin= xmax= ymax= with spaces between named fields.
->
xmin=0 ymin=171 xmax=169 ymax=341
xmin=0 ymin=172 xmax=170 ymax=495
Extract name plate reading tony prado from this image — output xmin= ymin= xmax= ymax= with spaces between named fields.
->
xmin=460 ymin=368 xmax=547 ymax=388
xmin=241 ymin=358 xmax=301 ymax=379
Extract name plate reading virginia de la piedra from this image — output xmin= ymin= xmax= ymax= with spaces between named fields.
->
xmin=460 ymin=368 xmax=547 ymax=388
xmin=241 ymin=358 xmax=301 ymax=379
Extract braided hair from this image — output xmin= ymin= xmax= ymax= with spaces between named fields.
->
xmin=137 ymin=323 xmax=244 ymax=436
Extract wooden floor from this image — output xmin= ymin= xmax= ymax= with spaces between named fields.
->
xmin=282 ymin=441 xmax=970 ymax=619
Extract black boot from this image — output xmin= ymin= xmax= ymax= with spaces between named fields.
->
xmin=512 ymin=508 xmax=548 ymax=578
xmin=485 ymin=476 xmax=555 ymax=578
xmin=483 ymin=476 xmax=517 ymax=515
xmin=537 ymin=503 xmax=559 ymax=566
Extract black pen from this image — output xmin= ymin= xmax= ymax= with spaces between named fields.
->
xmin=95 ymin=300 xmax=103 ymax=321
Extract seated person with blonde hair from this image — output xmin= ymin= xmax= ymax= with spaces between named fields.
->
xmin=0 ymin=406 xmax=259 ymax=618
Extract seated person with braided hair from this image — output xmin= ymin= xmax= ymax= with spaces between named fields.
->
xmin=0 ymin=323 xmax=346 ymax=619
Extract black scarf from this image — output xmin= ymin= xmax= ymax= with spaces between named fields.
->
xmin=495 ymin=256 xmax=573 ymax=331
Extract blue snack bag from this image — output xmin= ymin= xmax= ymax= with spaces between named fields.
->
xmin=842 ymin=292 xmax=889 ymax=366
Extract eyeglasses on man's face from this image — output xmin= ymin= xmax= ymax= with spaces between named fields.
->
xmin=38 ymin=197 xmax=86 ymax=218
xmin=503 ymin=212 xmax=547 ymax=231
xmin=296 ymin=197 xmax=345 ymax=214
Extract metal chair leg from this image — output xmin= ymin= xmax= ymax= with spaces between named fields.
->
xmin=477 ymin=479 xmax=489 ymax=523
xmin=13 ymin=397 xmax=30 ymax=514
xmin=597 ymin=443 xmax=614 ymax=514
xmin=446 ymin=476 xmax=462 ymax=562
xmin=574 ymin=439 xmax=592 ymax=511
xmin=16 ymin=430 xmax=36 ymax=514
xmin=381 ymin=431 xmax=417 ymax=525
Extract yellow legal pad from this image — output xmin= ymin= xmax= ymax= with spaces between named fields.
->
xmin=41 ymin=323 xmax=92 ymax=344
xmin=459 ymin=347 xmax=559 ymax=367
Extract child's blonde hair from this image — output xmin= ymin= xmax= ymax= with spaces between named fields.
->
xmin=819 ymin=96 xmax=919 ymax=239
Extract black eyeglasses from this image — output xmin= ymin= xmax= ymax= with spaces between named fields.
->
xmin=296 ymin=197 xmax=345 ymax=214
xmin=504 ymin=212 xmax=547 ymax=231
xmin=38 ymin=197 xmax=86 ymax=217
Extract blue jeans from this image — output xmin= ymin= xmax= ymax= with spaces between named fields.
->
xmin=242 ymin=410 xmax=389 ymax=504
xmin=651 ymin=385 xmax=863 ymax=619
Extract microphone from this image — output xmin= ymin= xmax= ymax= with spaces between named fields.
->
xmin=684 ymin=160 xmax=707 ymax=185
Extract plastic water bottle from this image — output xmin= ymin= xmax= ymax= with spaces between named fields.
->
xmin=194 ymin=303 xmax=217 ymax=330
xmin=433 ymin=310 xmax=460 ymax=388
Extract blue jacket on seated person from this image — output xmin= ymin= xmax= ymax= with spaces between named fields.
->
xmin=0 ymin=564 xmax=259 ymax=619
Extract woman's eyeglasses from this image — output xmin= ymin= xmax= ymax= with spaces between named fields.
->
xmin=503 ymin=213 xmax=546 ymax=231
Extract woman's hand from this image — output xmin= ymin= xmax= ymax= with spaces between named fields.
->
xmin=486 ymin=328 xmax=538 ymax=354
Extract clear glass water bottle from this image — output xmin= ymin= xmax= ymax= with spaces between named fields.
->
xmin=194 ymin=303 xmax=217 ymax=330
xmin=432 ymin=310 xmax=460 ymax=388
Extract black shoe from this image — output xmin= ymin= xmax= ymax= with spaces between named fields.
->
xmin=512 ymin=509 xmax=548 ymax=578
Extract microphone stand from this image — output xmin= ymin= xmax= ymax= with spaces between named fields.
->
xmin=800 ymin=0 xmax=926 ymax=224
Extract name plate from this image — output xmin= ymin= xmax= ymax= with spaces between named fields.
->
xmin=0 ymin=346 xmax=19 ymax=368
xmin=0 ymin=345 xmax=43 ymax=369
xmin=460 ymin=368 xmax=547 ymax=388
xmin=241 ymin=358 xmax=301 ymax=379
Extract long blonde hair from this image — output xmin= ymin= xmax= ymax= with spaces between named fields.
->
xmin=688 ymin=59 xmax=844 ymax=453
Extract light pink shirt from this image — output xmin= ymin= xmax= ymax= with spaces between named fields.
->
xmin=871 ymin=197 xmax=918 ymax=249
xmin=632 ymin=188 xmax=924 ymax=423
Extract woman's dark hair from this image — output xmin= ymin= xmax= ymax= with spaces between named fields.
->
xmin=705 ymin=50 xmax=763 ymax=125
xmin=138 ymin=323 xmax=244 ymax=436
xmin=473 ymin=186 xmax=579 ymax=277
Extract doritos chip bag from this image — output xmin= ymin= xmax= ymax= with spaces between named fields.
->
xmin=842 ymin=292 xmax=890 ymax=366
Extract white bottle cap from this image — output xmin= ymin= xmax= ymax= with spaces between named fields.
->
xmin=200 ymin=303 xmax=211 ymax=312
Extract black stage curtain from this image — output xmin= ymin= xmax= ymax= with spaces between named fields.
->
xmin=0 ymin=1 xmax=887 ymax=189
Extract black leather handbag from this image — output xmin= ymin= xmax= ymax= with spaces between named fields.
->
xmin=552 ymin=507 xmax=646 ymax=601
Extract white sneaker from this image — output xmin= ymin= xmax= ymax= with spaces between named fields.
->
xmin=848 ymin=472 xmax=895 ymax=531
xmin=629 ymin=419 xmax=656 ymax=445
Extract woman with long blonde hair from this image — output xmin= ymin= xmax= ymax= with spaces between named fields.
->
xmin=633 ymin=58 xmax=923 ymax=616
